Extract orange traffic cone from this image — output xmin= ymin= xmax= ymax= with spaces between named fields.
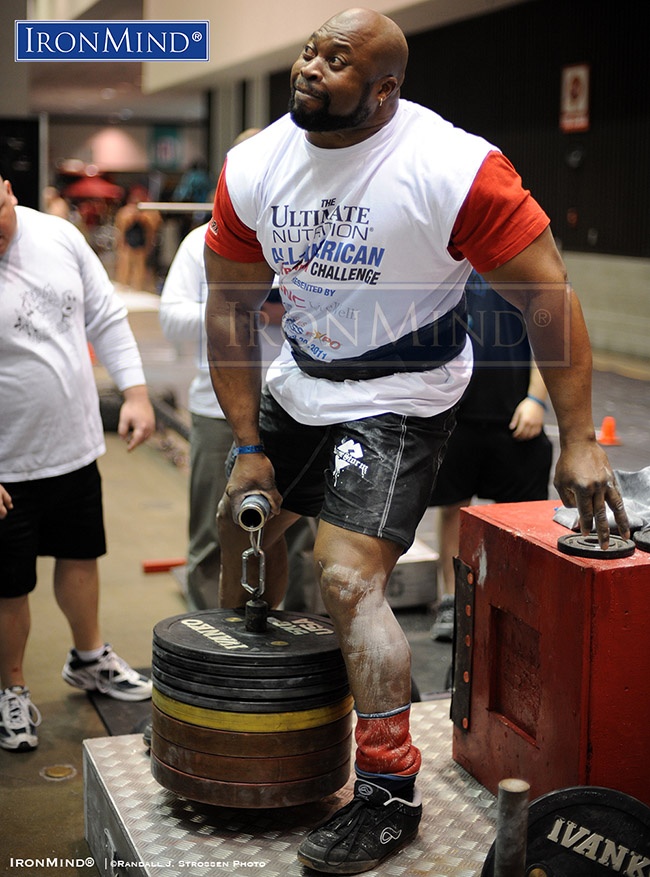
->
xmin=597 ymin=416 xmax=621 ymax=446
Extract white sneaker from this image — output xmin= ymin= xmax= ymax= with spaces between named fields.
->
xmin=0 ymin=686 xmax=42 ymax=751
xmin=62 ymin=644 xmax=152 ymax=702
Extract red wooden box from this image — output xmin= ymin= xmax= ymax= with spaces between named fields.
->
xmin=451 ymin=500 xmax=650 ymax=805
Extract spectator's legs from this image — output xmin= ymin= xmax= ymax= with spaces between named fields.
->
xmin=436 ymin=501 xmax=469 ymax=595
xmin=53 ymin=558 xmax=102 ymax=652
xmin=0 ymin=595 xmax=30 ymax=688
xmin=186 ymin=415 xmax=233 ymax=609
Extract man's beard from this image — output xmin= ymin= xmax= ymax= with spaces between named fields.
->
xmin=289 ymin=82 xmax=373 ymax=132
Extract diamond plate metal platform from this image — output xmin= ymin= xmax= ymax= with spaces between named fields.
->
xmin=84 ymin=699 xmax=496 ymax=877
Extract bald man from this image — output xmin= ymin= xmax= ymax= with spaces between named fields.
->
xmin=204 ymin=8 xmax=628 ymax=873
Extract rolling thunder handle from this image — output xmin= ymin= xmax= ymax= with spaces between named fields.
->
xmin=237 ymin=494 xmax=271 ymax=532
xmin=237 ymin=494 xmax=271 ymax=632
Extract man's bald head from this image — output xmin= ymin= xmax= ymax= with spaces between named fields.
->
xmin=289 ymin=7 xmax=408 ymax=143
xmin=321 ymin=8 xmax=408 ymax=86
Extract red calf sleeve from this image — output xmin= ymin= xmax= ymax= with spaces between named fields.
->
xmin=355 ymin=706 xmax=422 ymax=776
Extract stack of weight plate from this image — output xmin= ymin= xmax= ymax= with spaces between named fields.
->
xmin=150 ymin=608 xmax=353 ymax=808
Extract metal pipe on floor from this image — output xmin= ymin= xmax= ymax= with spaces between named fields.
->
xmin=493 ymin=778 xmax=530 ymax=877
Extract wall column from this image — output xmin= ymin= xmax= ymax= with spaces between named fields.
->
xmin=244 ymin=74 xmax=270 ymax=131
xmin=0 ymin=0 xmax=29 ymax=116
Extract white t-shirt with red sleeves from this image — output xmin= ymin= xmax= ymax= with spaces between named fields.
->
xmin=206 ymin=100 xmax=549 ymax=426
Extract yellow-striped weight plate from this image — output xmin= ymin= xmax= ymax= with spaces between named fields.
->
xmin=153 ymin=687 xmax=354 ymax=732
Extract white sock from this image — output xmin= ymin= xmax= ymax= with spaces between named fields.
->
xmin=75 ymin=645 xmax=106 ymax=662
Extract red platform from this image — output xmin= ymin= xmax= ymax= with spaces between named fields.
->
xmin=451 ymin=500 xmax=650 ymax=805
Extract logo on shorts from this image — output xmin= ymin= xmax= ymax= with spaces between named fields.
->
xmin=333 ymin=438 xmax=368 ymax=485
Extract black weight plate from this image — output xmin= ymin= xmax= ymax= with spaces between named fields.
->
xmin=151 ymin=663 xmax=349 ymax=702
xmin=633 ymin=528 xmax=650 ymax=553
xmin=152 ymin=676 xmax=352 ymax=713
xmin=151 ymin=637 xmax=345 ymax=676
xmin=557 ymin=533 xmax=636 ymax=559
xmin=151 ymin=640 xmax=343 ymax=678
xmin=152 ymin=666 xmax=350 ymax=706
xmin=151 ymin=651 xmax=349 ymax=692
xmin=151 ymin=640 xmax=345 ymax=679
xmin=482 ymin=786 xmax=650 ymax=876
xmin=152 ymin=645 xmax=347 ymax=683
xmin=153 ymin=609 xmax=343 ymax=666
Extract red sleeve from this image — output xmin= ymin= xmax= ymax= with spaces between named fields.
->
xmin=448 ymin=151 xmax=550 ymax=273
xmin=204 ymin=159 xmax=266 ymax=263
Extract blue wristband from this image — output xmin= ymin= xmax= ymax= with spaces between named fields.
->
xmin=527 ymin=394 xmax=548 ymax=411
xmin=234 ymin=444 xmax=265 ymax=456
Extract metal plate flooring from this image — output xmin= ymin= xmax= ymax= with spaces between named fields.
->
xmin=84 ymin=699 xmax=496 ymax=877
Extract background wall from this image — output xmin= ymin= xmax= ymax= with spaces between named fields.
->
xmin=3 ymin=0 xmax=649 ymax=361
xmin=48 ymin=122 xmax=204 ymax=174
xmin=264 ymin=0 xmax=650 ymax=360
xmin=140 ymin=0 xmax=532 ymax=92
xmin=399 ymin=0 xmax=650 ymax=261
xmin=0 ymin=0 xmax=29 ymax=116
xmin=563 ymin=253 xmax=650 ymax=361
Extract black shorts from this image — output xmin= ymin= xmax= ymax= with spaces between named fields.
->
xmin=0 ymin=462 xmax=107 ymax=598
xmin=429 ymin=419 xmax=553 ymax=506
xmin=238 ymin=388 xmax=457 ymax=552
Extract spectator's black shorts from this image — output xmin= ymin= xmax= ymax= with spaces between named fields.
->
xmin=428 ymin=419 xmax=553 ymax=506
xmin=237 ymin=388 xmax=457 ymax=552
xmin=0 ymin=462 xmax=107 ymax=598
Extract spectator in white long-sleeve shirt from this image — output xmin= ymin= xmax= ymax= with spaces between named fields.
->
xmin=0 ymin=174 xmax=156 ymax=753
xmin=159 ymin=219 xmax=283 ymax=609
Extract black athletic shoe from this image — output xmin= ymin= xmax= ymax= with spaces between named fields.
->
xmin=297 ymin=779 xmax=422 ymax=874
